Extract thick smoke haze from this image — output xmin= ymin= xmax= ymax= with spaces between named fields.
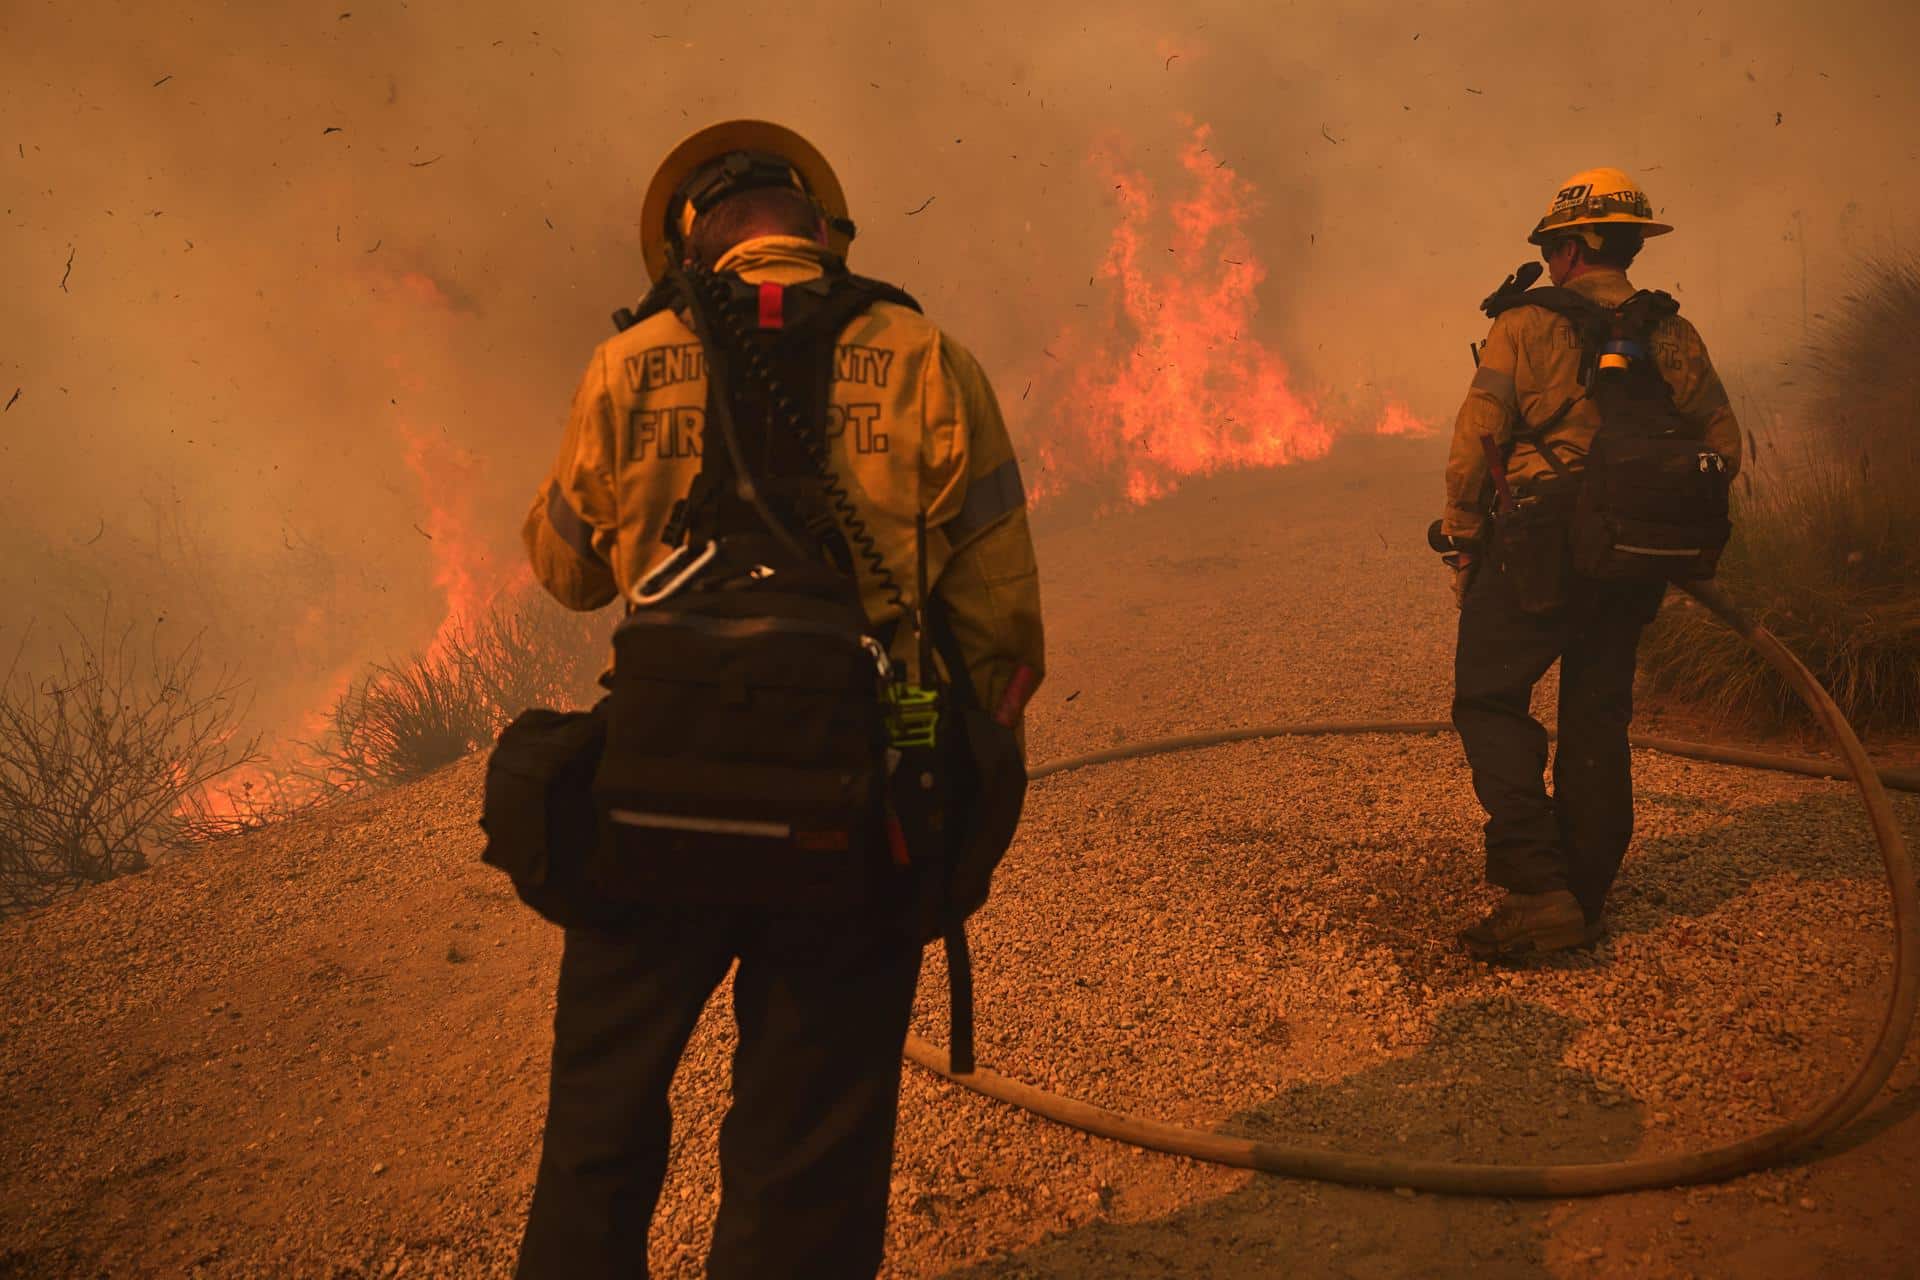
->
xmin=4 ymin=0 xmax=1915 ymax=738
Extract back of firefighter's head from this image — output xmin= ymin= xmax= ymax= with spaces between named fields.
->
xmin=640 ymin=121 xmax=855 ymax=281
xmin=1528 ymin=166 xmax=1671 ymax=284
xmin=672 ymin=151 xmax=826 ymax=269
xmin=684 ymin=183 xmax=825 ymax=268
xmin=1540 ymin=225 xmax=1646 ymax=282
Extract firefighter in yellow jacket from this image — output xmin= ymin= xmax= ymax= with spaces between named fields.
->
xmin=1441 ymin=167 xmax=1739 ymax=960
xmin=514 ymin=120 xmax=1043 ymax=1279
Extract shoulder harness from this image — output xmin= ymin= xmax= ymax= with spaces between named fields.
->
xmin=1481 ymin=284 xmax=1681 ymax=445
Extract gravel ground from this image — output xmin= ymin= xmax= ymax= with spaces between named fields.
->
xmin=3 ymin=437 xmax=1917 ymax=1278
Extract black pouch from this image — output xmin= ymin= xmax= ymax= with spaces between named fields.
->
xmin=480 ymin=701 xmax=627 ymax=929
xmin=948 ymin=707 xmax=1027 ymax=924
xmin=894 ymin=702 xmax=1027 ymax=943
xmin=889 ymin=699 xmax=1026 ymax=1078
xmin=588 ymin=578 xmax=893 ymax=913
xmin=1570 ymin=433 xmax=1732 ymax=580
xmin=1494 ymin=491 xmax=1574 ymax=614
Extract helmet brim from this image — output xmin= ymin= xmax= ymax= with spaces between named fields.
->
xmin=1528 ymin=214 xmax=1675 ymax=246
xmin=639 ymin=119 xmax=852 ymax=281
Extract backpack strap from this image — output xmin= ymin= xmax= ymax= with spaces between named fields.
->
xmin=650 ymin=268 xmax=818 ymax=564
xmin=1616 ymin=288 xmax=1680 ymax=328
xmin=1498 ymin=287 xmax=1686 ymax=481
xmin=695 ymin=261 xmax=924 ymax=620
xmin=1482 ymin=285 xmax=1606 ymax=451
xmin=1530 ymin=435 xmax=1581 ymax=485
xmin=1497 ymin=288 xmax=1595 ymax=475
xmin=612 ymin=274 xmax=686 ymax=333
xmin=652 ymin=262 xmax=923 ymax=563
xmin=1482 ymin=284 xmax=1612 ymax=323
xmin=923 ymin=591 xmax=981 ymax=1073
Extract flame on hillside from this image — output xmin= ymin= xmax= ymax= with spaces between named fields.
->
xmin=180 ymin=144 xmax=1438 ymax=830
xmin=381 ymin=269 xmax=530 ymax=657
xmin=401 ymin=425 xmax=530 ymax=660
xmin=180 ymin=266 xmax=528 ymax=830
xmin=1026 ymin=121 xmax=1335 ymax=506
xmin=1374 ymin=400 xmax=1435 ymax=438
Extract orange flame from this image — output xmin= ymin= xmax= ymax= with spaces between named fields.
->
xmin=399 ymin=425 xmax=528 ymax=658
xmin=1027 ymin=121 xmax=1334 ymax=506
xmin=1374 ymin=399 xmax=1435 ymax=438
xmin=179 ymin=264 xmax=528 ymax=828
xmin=380 ymin=267 xmax=529 ymax=656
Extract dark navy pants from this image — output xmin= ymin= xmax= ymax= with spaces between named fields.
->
xmin=1452 ymin=546 xmax=1666 ymax=921
xmin=516 ymin=906 xmax=922 ymax=1279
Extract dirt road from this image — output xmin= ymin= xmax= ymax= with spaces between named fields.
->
xmin=4 ymin=438 xmax=1916 ymax=1277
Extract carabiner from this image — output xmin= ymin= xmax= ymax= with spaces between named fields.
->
xmin=629 ymin=540 xmax=720 ymax=608
xmin=862 ymin=635 xmax=894 ymax=680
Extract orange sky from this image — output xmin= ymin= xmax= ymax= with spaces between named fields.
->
xmin=4 ymin=0 xmax=1915 ymax=734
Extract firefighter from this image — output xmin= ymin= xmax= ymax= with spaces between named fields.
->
xmin=513 ymin=120 xmax=1044 ymax=1278
xmin=1441 ymin=167 xmax=1740 ymax=960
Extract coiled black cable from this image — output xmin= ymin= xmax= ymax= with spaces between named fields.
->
xmin=684 ymin=265 xmax=910 ymax=617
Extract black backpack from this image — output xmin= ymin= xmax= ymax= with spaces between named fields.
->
xmin=483 ymin=260 xmax=1014 ymax=1069
xmin=1487 ymin=285 xmax=1732 ymax=580
xmin=586 ymin=263 xmax=919 ymax=914
xmin=482 ymin=267 xmax=917 ymax=926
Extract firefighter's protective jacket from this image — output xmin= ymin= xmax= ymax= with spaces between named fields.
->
xmin=524 ymin=235 xmax=1045 ymax=723
xmin=1443 ymin=266 xmax=1741 ymax=543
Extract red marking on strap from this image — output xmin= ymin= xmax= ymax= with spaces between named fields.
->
xmin=885 ymin=815 xmax=911 ymax=866
xmin=994 ymin=664 xmax=1040 ymax=728
xmin=758 ymin=281 xmax=785 ymax=330
xmin=1479 ymin=434 xmax=1515 ymax=514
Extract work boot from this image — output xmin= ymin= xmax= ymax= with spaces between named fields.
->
xmin=1458 ymin=889 xmax=1602 ymax=960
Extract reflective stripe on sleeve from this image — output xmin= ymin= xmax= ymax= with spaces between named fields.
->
xmin=946 ymin=458 xmax=1027 ymax=546
xmin=1470 ymin=364 xmax=1518 ymax=408
xmin=545 ymin=484 xmax=603 ymax=565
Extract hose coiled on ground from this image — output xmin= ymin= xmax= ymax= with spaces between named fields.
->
xmin=905 ymin=580 xmax=1918 ymax=1195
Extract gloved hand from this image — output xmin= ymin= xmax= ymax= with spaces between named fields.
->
xmin=1447 ymin=554 xmax=1477 ymax=609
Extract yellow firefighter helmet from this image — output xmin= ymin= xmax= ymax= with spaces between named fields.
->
xmin=638 ymin=119 xmax=855 ymax=281
xmin=1528 ymin=167 xmax=1674 ymax=247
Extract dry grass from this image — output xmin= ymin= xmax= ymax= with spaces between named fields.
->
xmin=1805 ymin=256 xmax=1920 ymax=476
xmin=0 ymin=607 xmax=259 ymax=912
xmin=164 ymin=593 xmax=609 ymax=848
xmin=306 ymin=593 xmax=607 ymax=790
xmin=0 ymin=589 xmax=612 ymax=903
xmin=1642 ymin=452 xmax=1920 ymax=732
xmin=1641 ymin=255 xmax=1920 ymax=733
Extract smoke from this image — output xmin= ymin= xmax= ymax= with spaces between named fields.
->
xmin=4 ymin=0 xmax=1916 ymax=739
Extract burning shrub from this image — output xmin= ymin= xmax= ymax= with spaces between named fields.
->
xmin=309 ymin=654 xmax=495 ymax=789
xmin=175 ymin=767 xmax=332 ymax=843
xmin=307 ymin=594 xmax=607 ymax=789
xmin=449 ymin=595 xmax=607 ymax=723
xmin=1641 ymin=258 xmax=1920 ymax=733
xmin=0 ymin=609 xmax=259 ymax=913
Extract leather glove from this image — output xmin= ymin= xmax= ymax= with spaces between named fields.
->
xmin=1447 ymin=554 xmax=1477 ymax=609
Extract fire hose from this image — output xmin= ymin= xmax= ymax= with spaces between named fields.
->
xmin=904 ymin=579 xmax=1919 ymax=1196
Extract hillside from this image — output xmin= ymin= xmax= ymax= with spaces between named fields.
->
xmin=5 ymin=439 xmax=1918 ymax=1277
